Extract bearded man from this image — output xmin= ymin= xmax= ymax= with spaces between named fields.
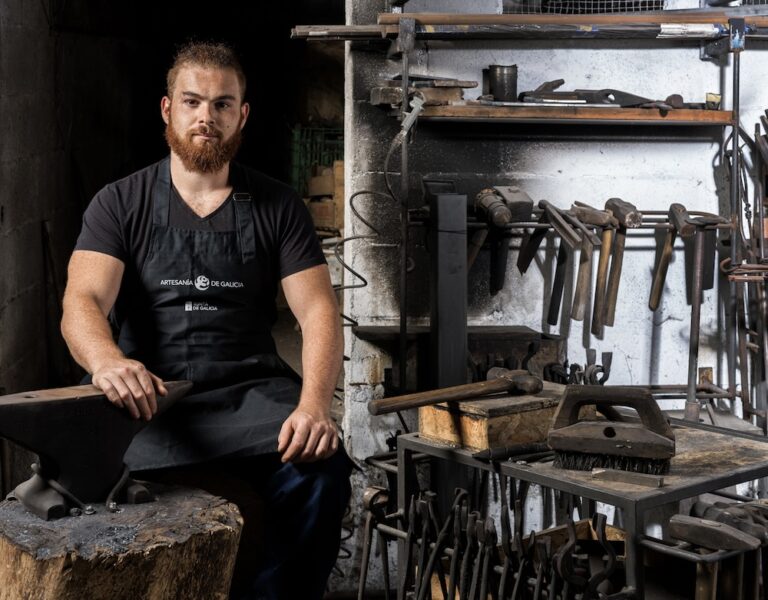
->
xmin=61 ymin=42 xmax=352 ymax=600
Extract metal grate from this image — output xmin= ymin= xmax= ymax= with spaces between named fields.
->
xmin=290 ymin=125 xmax=344 ymax=197
xmin=503 ymin=0 xmax=664 ymax=14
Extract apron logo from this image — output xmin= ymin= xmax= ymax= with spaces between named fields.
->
xmin=185 ymin=301 xmax=218 ymax=311
xmin=159 ymin=277 xmax=245 ymax=290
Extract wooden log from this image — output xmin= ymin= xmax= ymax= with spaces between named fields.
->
xmin=0 ymin=484 xmax=242 ymax=600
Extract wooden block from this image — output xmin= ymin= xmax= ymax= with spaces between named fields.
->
xmin=333 ymin=160 xmax=344 ymax=230
xmin=0 ymin=484 xmax=242 ymax=600
xmin=307 ymin=172 xmax=334 ymax=197
xmin=308 ymin=198 xmax=337 ymax=230
xmin=418 ymin=381 xmax=565 ymax=451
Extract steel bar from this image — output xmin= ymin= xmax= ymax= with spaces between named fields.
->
xmin=397 ymin=21 xmax=413 ymax=398
xmin=727 ymin=40 xmax=741 ymax=420
xmin=684 ymin=229 xmax=706 ymax=421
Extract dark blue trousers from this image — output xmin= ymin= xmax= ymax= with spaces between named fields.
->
xmin=136 ymin=448 xmax=353 ymax=600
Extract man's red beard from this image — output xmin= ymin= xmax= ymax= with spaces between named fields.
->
xmin=165 ymin=114 xmax=243 ymax=174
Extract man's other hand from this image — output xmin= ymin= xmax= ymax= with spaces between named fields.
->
xmin=92 ymin=358 xmax=167 ymax=421
xmin=277 ymin=407 xmax=339 ymax=463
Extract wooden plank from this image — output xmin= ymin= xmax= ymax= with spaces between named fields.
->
xmin=378 ymin=11 xmax=768 ymax=26
xmin=419 ymin=105 xmax=733 ymax=125
xmin=333 ymin=160 xmax=345 ymax=231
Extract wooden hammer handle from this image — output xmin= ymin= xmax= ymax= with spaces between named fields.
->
xmin=368 ymin=374 xmax=541 ymax=416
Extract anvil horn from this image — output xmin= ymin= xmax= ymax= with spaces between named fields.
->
xmin=0 ymin=380 xmax=192 ymax=519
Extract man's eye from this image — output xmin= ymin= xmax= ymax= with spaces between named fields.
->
xmin=184 ymin=99 xmax=198 ymax=106
xmin=216 ymin=102 xmax=230 ymax=110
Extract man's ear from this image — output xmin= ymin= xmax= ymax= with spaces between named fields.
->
xmin=160 ymin=96 xmax=171 ymax=124
xmin=239 ymin=102 xmax=250 ymax=130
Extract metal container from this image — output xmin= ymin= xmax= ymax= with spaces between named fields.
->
xmin=488 ymin=64 xmax=518 ymax=102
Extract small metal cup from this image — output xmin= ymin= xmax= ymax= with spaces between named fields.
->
xmin=488 ymin=64 xmax=518 ymax=102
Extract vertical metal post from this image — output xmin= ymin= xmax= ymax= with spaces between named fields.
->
xmin=428 ymin=192 xmax=468 ymax=388
xmin=727 ymin=19 xmax=744 ymax=408
xmin=398 ymin=19 xmax=415 ymax=394
xmin=623 ymin=504 xmax=644 ymax=598
xmin=685 ymin=229 xmax=705 ymax=422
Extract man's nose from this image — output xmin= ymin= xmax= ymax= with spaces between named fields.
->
xmin=197 ymin=103 xmax=215 ymax=124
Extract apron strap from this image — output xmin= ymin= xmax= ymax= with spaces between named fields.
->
xmin=233 ymin=193 xmax=256 ymax=264
xmin=152 ymin=157 xmax=172 ymax=227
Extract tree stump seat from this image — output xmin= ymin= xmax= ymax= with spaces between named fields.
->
xmin=0 ymin=483 xmax=242 ymax=600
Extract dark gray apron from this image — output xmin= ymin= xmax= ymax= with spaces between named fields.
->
xmin=122 ymin=158 xmax=299 ymax=470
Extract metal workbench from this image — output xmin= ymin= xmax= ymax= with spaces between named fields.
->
xmin=397 ymin=419 xmax=768 ymax=598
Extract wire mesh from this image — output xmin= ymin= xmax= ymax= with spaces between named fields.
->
xmin=290 ymin=125 xmax=344 ymax=197
xmin=503 ymin=0 xmax=664 ymax=13
xmin=503 ymin=0 xmax=768 ymax=13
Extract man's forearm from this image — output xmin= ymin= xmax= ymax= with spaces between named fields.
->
xmin=61 ymin=294 xmax=125 ymax=374
xmin=296 ymin=307 xmax=343 ymax=414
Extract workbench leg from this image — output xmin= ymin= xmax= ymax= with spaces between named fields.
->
xmin=397 ymin=441 xmax=419 ymax=600
xmin=623 ymin=506 xmax=645 ymax=598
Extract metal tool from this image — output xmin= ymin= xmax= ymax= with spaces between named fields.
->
xmin=459 ymin=511 xmax=480 ymax=600
xmin=649 ymin=203 xmax=694 ymax=312
xmin=547 ymin=241 xmax=570 ymax=326
xmin=478 ymin=517 xmax=498 ymax=600
xmin=472 ymin=442 xmax=550 ymax=462
xmin=398 ymin=496 xmax=418 ymax=600
xmin=497 ymin=473 xmax=516 ymax=600
xmin=563 ymin=207 xmax=604 ymax=322
xmin=357 ymin=486 xmax=391 ymax=600
xmin=2 ymin=381 xmax=192 ymax=520
xmin=447 ymin=502 xmax=465 ymax=600
xmin=518 ymin=200 xmax=581 ymax=275
xmin=416 ymin=490 xmax=467 ymax=600
xmin=460 ymin=511 xmax=479 ymax=600
xmin=571 ymin=202 xmax=619 ymax=337
xmin=668 ymin=514 xmax=761 ymax=551
xmin=585 ymin=513 xmax=617 ymax=600
xmin=591 ymin=468 xmax=664 ymax=488
xmin=549 ymin=385 xmax=676 ymax=475
xmin=519 ymin=79 xmax=685 ymax=109
xmin=368 ymin=369 xmax=543 ymax=415
xmin=604 ymin=198 xmax=642 ymax=328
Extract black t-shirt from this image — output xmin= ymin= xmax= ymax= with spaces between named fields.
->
xmin=75 ymin=158 xmax=325 ymax=331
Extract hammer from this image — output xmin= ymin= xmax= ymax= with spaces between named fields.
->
xmin=367 ymin=369 xmax=543 ymax=416
xmin=604 ymin=198 xmax=642 ymax=327
xmin=570 ymin=202 xmax=619 ymax=337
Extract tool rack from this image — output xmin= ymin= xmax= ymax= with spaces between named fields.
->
xmin=296 ymin=13 xmax=757 ymax=411
xmin=396 ymin=419 xmax=768 ymax=599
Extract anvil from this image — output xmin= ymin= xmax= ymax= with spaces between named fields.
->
xmin=0 ymin=381 xmax=192 ymax=520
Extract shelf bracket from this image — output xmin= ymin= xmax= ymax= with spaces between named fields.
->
xmin=701 ymin=17 xmax=745 ymax=62
xmin=387 ymin=16 xmax=415 ymax=61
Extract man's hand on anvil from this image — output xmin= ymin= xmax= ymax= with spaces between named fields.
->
xmin=277 ymin=405 xmax=339 ymax=464
xmin=92 ymin=358 xmax=168 ymax=421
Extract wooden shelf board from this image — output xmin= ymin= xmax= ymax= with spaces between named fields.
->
xmin=419 ymin=105 xmax=733 ymax=126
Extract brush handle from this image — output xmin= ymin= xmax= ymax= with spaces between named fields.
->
xmin=551 ymin=385 xmax=674 ymax=440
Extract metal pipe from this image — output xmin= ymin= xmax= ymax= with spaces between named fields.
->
xmin=727 ymin=46 xmax=741 ymax=405
xmin=398 ymin=30 xmax=411 ymax=396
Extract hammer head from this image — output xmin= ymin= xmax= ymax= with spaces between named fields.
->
xmin=0 ymin=381 xmax=192 ymax=518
